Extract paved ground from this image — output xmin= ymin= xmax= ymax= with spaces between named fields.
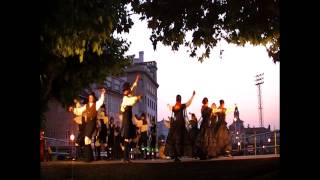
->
xmin=41 ymin=154 xmax=280 ymax=180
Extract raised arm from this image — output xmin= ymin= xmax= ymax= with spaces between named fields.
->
xmin=185 ymin=91 xmax=196 ymax=107
xmin=167 ymin=104 xmax=173 ymax=111
xmin=96 ymin=88 xmax=106 ymax=110
xmin=130 ymin=74 xmax=140 ymax=92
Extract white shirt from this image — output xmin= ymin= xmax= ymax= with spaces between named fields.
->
xmin=73 ymin=93 xmax=105 ymax=115
xmin=120 ymin=95 xmax=139 ymax=112
xmin=74 ymin=102 xmax=83 ymax=116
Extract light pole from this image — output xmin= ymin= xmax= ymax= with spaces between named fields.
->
xmin=274 ymin=131 xmax=277 ymax=154
xmin=70 ymin=134 xmax=75 ymax=160
xmin=268 ymin=137 xmax=271 ymax=154
xmin=255 ymin=73 xmax=264 ymax=128
xmin=254 ymin=131 xmax=257 ymax=156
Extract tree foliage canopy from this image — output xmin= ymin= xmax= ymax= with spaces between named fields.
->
xmin=40 ymin=0 xmax=279 ymax=128
xmin=40 ymin=0 xmax=134 ymax=128
xmin=131 ymin=0 xmax=279 ymax=62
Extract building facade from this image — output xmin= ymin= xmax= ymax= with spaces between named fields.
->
xmin=44 ymin=51 xmax=158 ymax=147
xmin=228 ymin=106 xmax=280 ymax=154
xmin=44 ymin=99 xmax=78 ymax=147
xmin=126 ymin=52 xmax=158 ymax=122
xmin=157 ymin=119 xmax=169 ymax=140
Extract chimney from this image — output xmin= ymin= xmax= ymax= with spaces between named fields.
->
xmin=139 ymin=51 xmax=144 ymax=62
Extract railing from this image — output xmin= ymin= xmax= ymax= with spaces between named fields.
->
xmin=42 ymin=130 xmax=280 ymax=161
xmin=231 ymin=131 xmax=280 ymax=156
xmin=43 ymin=136 xmax=159 ymax=160
xmin=43 ymin=137 xmax=74 ymax=160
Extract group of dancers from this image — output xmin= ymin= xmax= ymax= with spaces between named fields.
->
xmin=69 ymin=74 xmax=231 ymax=163
xmin=69 ymin=74 xmax=156 ymax=162
xmin=164 ymin=92 xmax=232 ymax=162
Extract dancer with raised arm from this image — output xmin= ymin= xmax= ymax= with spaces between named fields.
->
xmin=69 ymin=89 xmax=106 ymax=162
xmin=164 ymin=91 xmax=195 ymax=162
xmin=120 ymin=74 xmax=142 ymax=163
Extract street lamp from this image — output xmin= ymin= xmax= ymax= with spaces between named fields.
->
xmin=69 ymin=134 xmax=75 ymax=160
xmin=268 ymin=138 xmax=271 ymax=143
xmin=70 ymin=134 xmax=75 ymax=141
xmin=255 ymin=73 xmax=264 ymax=127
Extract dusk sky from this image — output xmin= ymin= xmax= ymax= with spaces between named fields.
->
xmin=121 ymin=15 xmax=280 ymax=130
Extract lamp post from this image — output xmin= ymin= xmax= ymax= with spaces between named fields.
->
xmin=40 ymin=130 xmax=45 ymax=162
xmin=267 ymin=138 xmax=271 ymax=154
xmin=274 ymin=131 xmax=277 ymax=154
xmin=70 ymin=134 xmax=75 ymax=141
xmin=255 ymin=73 xmax=264 ymax=128
xmin=254 ymin=131 xmax=257 ymax=156
xmin=70 ymin=134 xmax=75 ymax=160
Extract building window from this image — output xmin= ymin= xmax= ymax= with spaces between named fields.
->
xmin=105 ymin=80 xmax=112 ymax=88
xmin=114 ymin=80 xmax=120 ymax=91
xmin=66 ymin=130 xmax=70 ymax=139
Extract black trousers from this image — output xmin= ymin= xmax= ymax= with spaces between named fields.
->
xmin=84 ymin=145 xmax=94 ymax=162
xmin=95 ymin=146 xmax=101 ymax=160
xmin=84 ymin=118 xmax=97 ymax=138
xmin=139 ymin=132 xmax=148 ymax=148
xmin=123 ymin=141 xmax=131 ymax=161
xmin=83 ymin=118 xmax=97 ymax=162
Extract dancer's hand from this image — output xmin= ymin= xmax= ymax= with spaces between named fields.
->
xmin=100 ymin=88 xmax=107 ymax=94
xmin=68 ymin=106 xmax=73 ymax=112
xmin=192 ymin=90 xmax=196 ymax=96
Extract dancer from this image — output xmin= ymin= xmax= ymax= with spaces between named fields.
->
xmin=195 ymin=97 xmax=213 ymax=160
xmin=164 ymin=91 xmax=195 ymax=162
xmin=120 ymin=74 xmax=142 ymax=163
xmin=69 ymin=89 xmax=106 ymax=162
xmin=215 ymin=99 xmax=232 ymax=157
xmin=188 ymin=113 xmax=199 ymax=158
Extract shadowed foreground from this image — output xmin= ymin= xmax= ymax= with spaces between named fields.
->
xmin=41 ymin=155 xmax=280 ymax=180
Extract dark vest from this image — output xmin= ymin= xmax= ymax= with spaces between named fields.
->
xmin=86 ymin=103 xmax=97 ymax=120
